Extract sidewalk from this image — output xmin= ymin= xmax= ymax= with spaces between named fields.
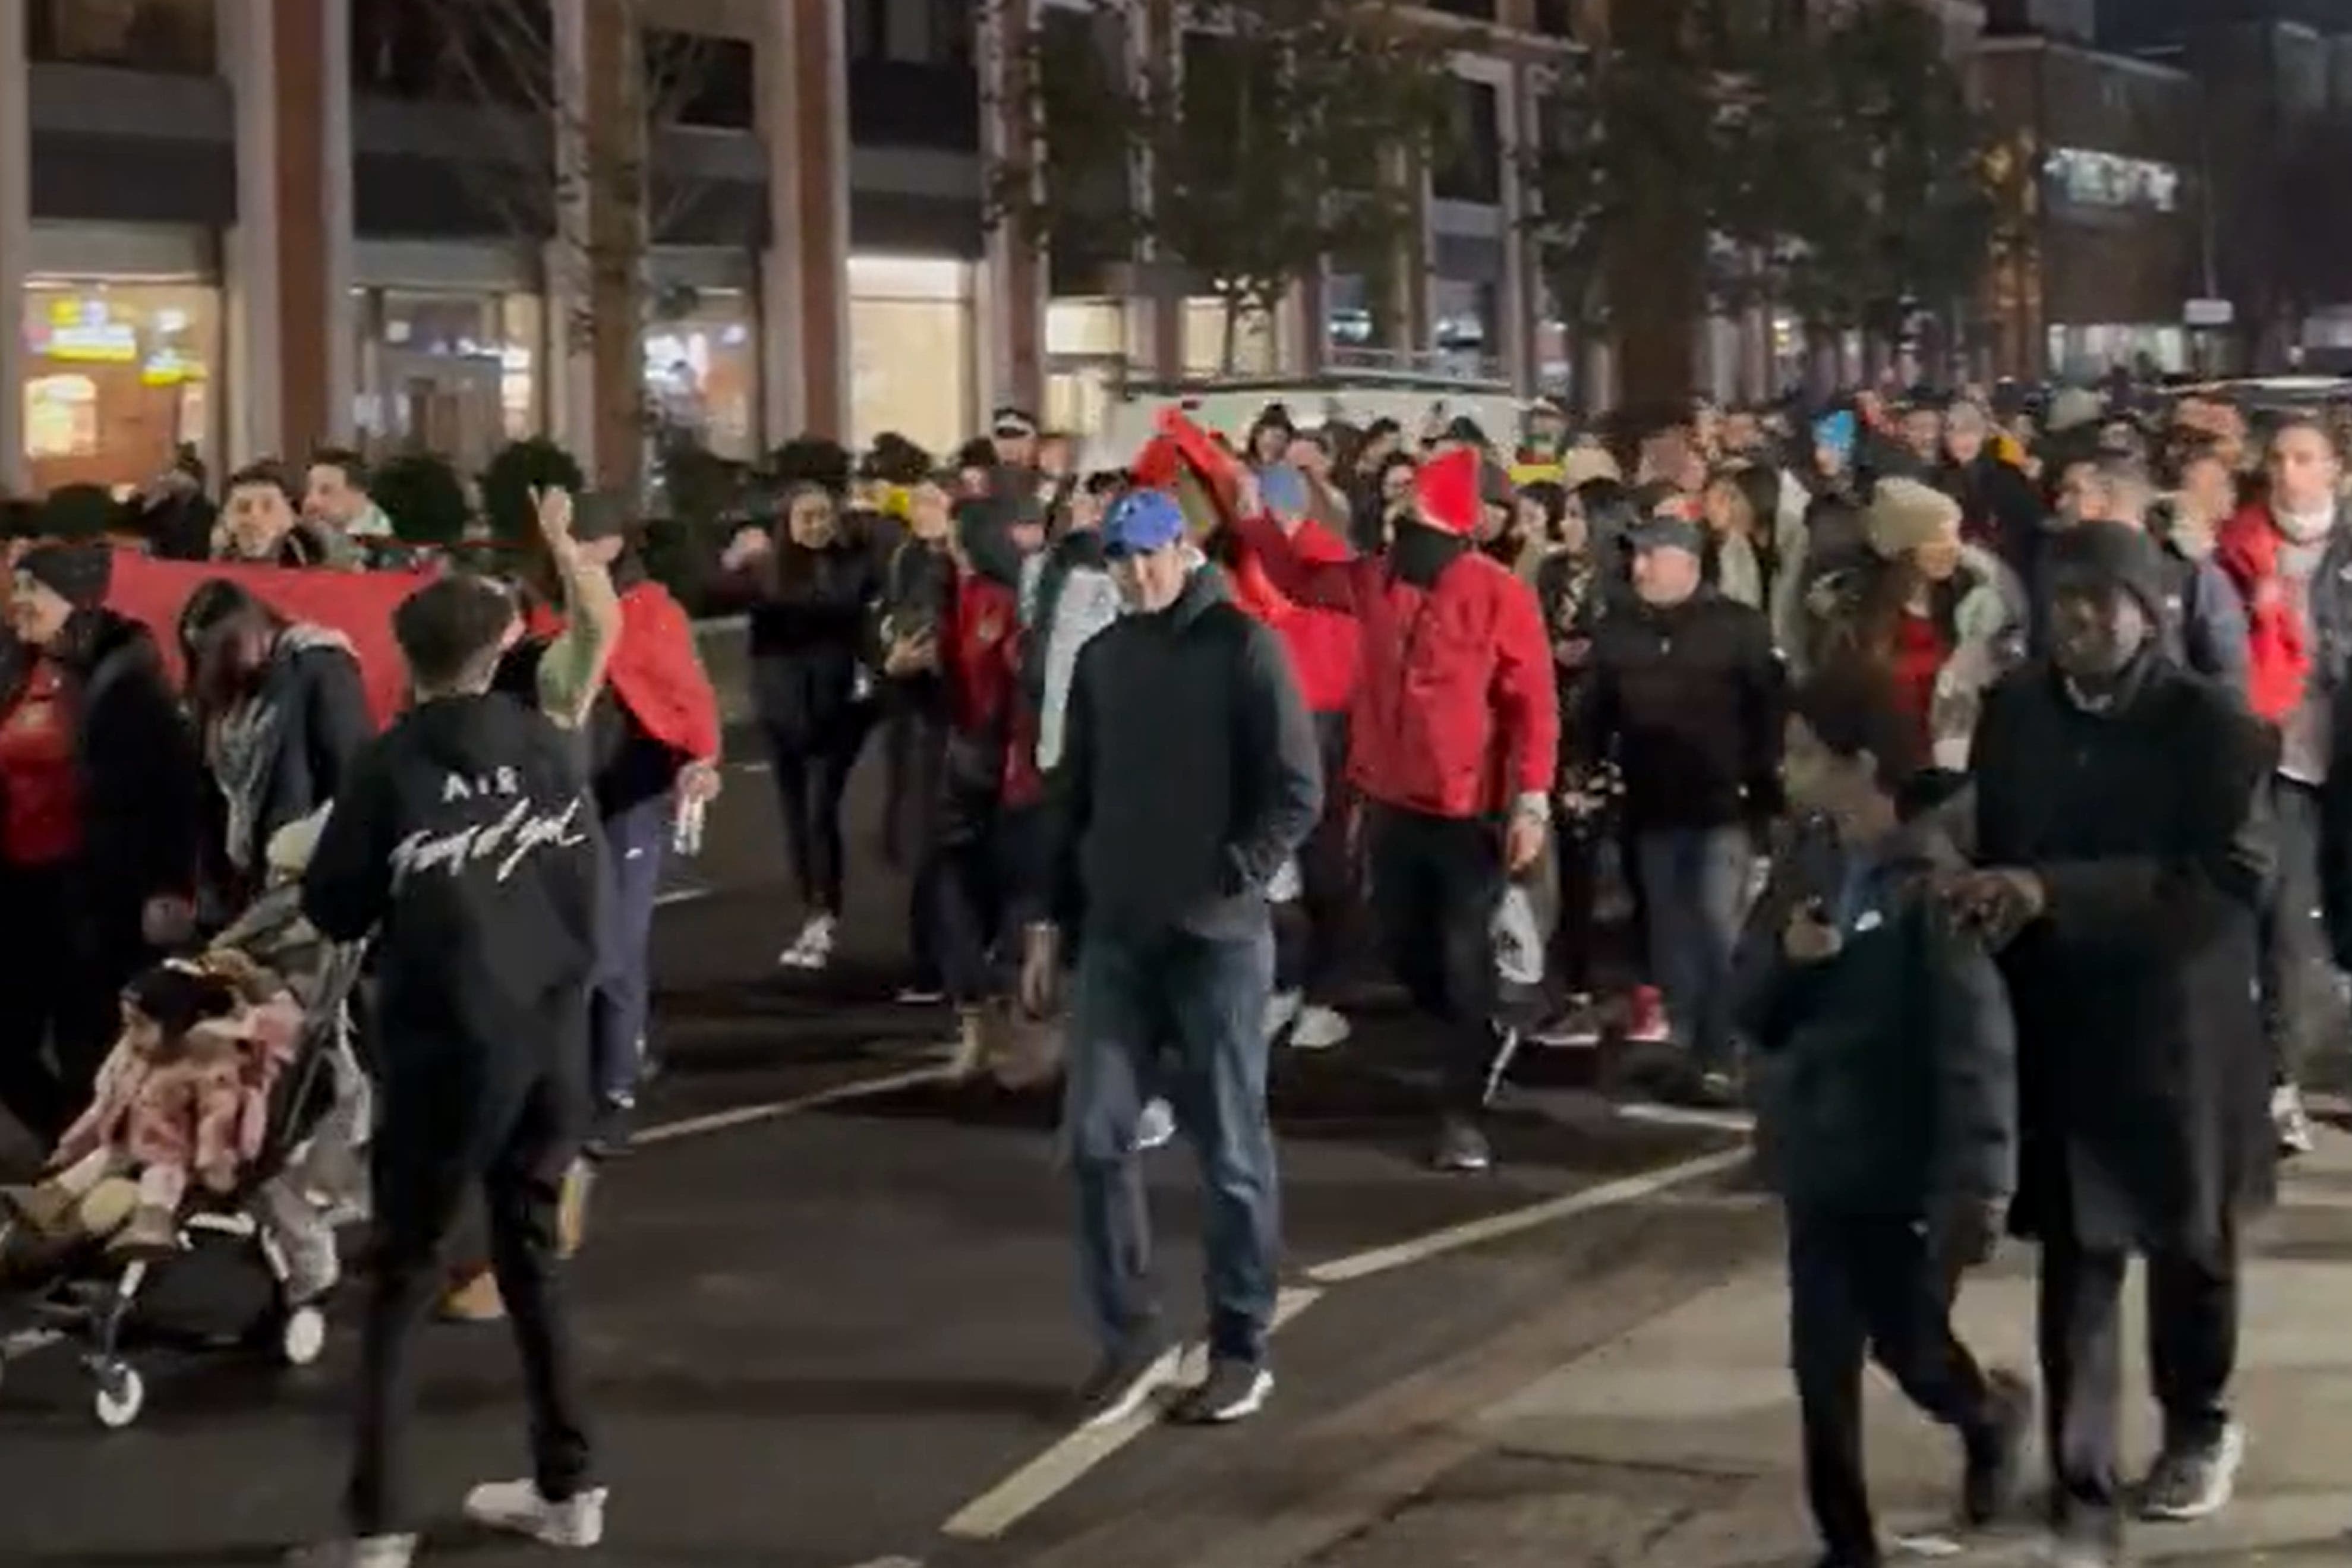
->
xmin=1294 ymin=1130 xmax=2352 ymax=1568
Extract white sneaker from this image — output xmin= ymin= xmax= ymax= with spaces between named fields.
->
xmin=1135 ymin=1097 xmax=1177 ymax=1151
xmin=777 ymin=915 xmax=838 ymax=971
xmin=283 ymin=1536 xmax=418 ymax=1568
xmin=1289 ymin=1004 xmax=1352 ymax=1051
xmin=461 ymin=1479 xmax=607 ymax=1548
xmin=1263 ymin=989 xmax=1303 ymax=1045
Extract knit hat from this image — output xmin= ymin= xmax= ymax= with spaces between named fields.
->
xmin=1413 ymin=447 xmax=1483 ymax=537
xmin=2048 ymin=520 xmax=2170 ymax=624
xmin=1864 ymin=478 xmax=1963 ymax=561
xmin=16 ymin=542 xmax=113 ymax=610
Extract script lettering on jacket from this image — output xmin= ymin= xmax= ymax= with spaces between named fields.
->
xmin=392 ymin=773 xmax=588 ymax=887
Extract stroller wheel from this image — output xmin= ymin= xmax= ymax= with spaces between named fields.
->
xmin=92 ymin=1363 xmax=144 ymax=1430
xmin=279 ymin=1305 xmax=326 ymax=1367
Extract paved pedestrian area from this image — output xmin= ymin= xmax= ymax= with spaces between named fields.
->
xmin=1249 ymin=1127 xmax=2352 ymax=1568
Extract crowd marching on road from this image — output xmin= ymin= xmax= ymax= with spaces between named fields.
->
xmin=0 ymin=380 xmax=2348 ymax=1568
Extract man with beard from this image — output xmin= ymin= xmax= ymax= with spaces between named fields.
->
xmin=1954 ymin=520 xmax=2272 ymax=1567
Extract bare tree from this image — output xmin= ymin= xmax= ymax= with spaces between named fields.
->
xmin=411 ymin=0 xmax=718 ymax=487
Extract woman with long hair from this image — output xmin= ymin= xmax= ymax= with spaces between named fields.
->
xmin=178 ymin=579 xmax=373 ymax=917
xmin=720 ymin=480 xmax=882 ymax=971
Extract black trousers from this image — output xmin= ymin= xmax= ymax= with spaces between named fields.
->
xmin=764 ymin=715 xmax=873 ymax=917
xmin=2038 ymin=1220 xmax=2239 ymax=1532
xmin=1550 ymin=825 xmax=1601 ymax=996
xmin=2256 ymin=776 xmax=2325 ymax=1084
xmin=1788 ymin=1209 xmax=1997 ymax=1562
xmin=0 ymin=863 xmax=140 ymax=1144
xmin=1368 ymin=805 xmax=1509 ymax=1116
xmin=347 ymin=1054 xmax=594 ymax=1536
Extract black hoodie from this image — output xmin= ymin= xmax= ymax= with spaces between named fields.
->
xmin=303 ymin=694 xmax=600 ymax=1090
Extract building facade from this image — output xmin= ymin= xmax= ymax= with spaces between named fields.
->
xmin=1 ymin=0 xmax=1599 ymax=496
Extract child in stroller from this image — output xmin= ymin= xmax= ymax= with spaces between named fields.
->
xmin=0 ymin=813 xmax=368 ymax=1427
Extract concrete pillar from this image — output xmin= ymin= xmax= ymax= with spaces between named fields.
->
xmin=1496 ymin=62 xmax=1534 ymax=396
xmin=978 ymin=0 xmax=1048 ymax=409
xmin=0 ymin=12 xmax=30 ymax=494
xmin=763 ymin=0 xmax=852 ymax=440
xmin=223 ymin=0 xmax=352 ymax=463
xmin=1134 ymin=0 xmax=1183 ymax=382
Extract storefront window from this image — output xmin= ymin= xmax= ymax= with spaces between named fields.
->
xmin=644 ymin=289 xmax=758 ymax=460
xmin=355 ymin=288 xmax=542 ymax=476
xmin=1183 ymin=297 xmax=1279 ymax=379
xmin=849 ymin=256 xmax=975 ymax=456
xmin=21 ymin=279 xmax=220 ymax=493
xmin=30 ymin=0 xmax=217 ymax=74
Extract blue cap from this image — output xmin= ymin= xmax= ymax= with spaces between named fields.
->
xmin=1104 ymin=488 xmax=1187 ymax=557
xmin=1812 ymin=410 xmax=1858 ymax=460
xmin=1257 ymin=462 xmax=1309 ymax=517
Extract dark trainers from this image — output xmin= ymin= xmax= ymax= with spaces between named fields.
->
xmin=2139 ymin=1421 xmax=2246 ymax=1521
xmin=1962 ymin=1368 xmax=2034 ymax=1526
xmin=1074 ymin=1337 xmax=1169 ymax=1428
xmin=1168 ymin=1358 xmax=1273 ymax=1425
xmin=1430 ymin=1114 xmax=1493 ymax=1173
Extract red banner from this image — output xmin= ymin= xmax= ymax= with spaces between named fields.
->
xmin=105 ymin=552 xmax=433 ymax=728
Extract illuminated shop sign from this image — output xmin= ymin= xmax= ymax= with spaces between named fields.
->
xmin=2045 ymin=147 xmax=2180 ymax=213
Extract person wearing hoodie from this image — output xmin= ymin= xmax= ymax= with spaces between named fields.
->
xmin=720 ymin=482 xmax=882 ymax=974
xmin=0 ymin=545 xmax=203 ymax=1141
xmin=2074 ymin=456 xmax=2249 ymax=694
xmin=1937 ymin=400 xmax=2044 ymax=567
xmin=2215 ymin=415 xmax=2352 ymax=1157
xmin=1231 ymin=446 xmax=1557 ymax=1173
xmin=1021 ymin=487 xmax=1321 ymax=1430
xmin=1221 ymin=463 xmax=1363 ymax=1052
xmin=294 ymin=574 xmax=606 ymax=1568
xmin=871 ymin=474 xmax=960 ymax=998
xmin=178 ymin=580 xmax=374 ymax=916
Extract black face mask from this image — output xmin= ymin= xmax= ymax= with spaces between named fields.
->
xmin=1390 ymin=521 xmax=1469 ymax=589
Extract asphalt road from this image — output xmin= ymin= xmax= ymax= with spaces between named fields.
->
xmin=0 ymin=744 xmax=1754 ymax=1568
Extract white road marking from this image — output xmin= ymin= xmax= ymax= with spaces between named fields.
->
xmin=941 ymin=1286 xmax=1324 ymax=1541
xmin=653 ymin=886 xmax=713 ymax=908
xmin=633 ymin=1064 xmax=957 ymax=1146
xmin=1304 ymin=1146 xmax=1754 ymax=1285
xmin=1614 ymin=1100 xmax=1758 ymax=1134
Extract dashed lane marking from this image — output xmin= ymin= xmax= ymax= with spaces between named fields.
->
xmin=1303 ymin=1144 xmax=1753 ymax=1285
xmin=633 ymin=1063 xmax=960 ymax=1146
xmin=941 ymin=1286 xmax=1325 ymax=1541
xmin=653 ymin=886 xmax=714 ymax=908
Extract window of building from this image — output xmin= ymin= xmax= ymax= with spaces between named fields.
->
xmin=21 ymin=279 xmax=221 ymax=493
xmin=2044 ymin=147 xmax=2181 ymax=213
xmin=1433 ymin=79 xmax=1503 ymax=206
xmin=648 ymin=31 xmax=755 ymax=130
xmin=1532 ymin=0 xmax=1576 ymax=37
xmin=644 ymin=289 xmax=758 ymax=460
xmin=30 ymin=0 xmax=216 ymax=74
xmin=850 ymin=255 xmax=976 ymax=455
xmin=351 ymin=0 xmax=551 ymax=106
xmin=353 ymin=287 xmax=541 ymax=475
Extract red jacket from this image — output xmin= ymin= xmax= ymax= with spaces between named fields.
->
xmin=528 ymin=579 xmax=722 ymax=761
xmin=2215 ymin=502 xmax=2313 ymax=724
xmin=941 ymin=568 xmax=1043 ymax=807
xmin=1230 ymin=450 xmax=1557 ymax=818
xmin=1222 ymin=518 xmax=1360 ymax=715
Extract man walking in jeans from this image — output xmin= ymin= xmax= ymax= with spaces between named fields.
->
xmin=1023 ymin=489 xmax=1322 ymax=1428
xmin=1584 ymin=513 xmax=1785 ymax=1105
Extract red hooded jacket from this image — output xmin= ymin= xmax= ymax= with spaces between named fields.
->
xmin=1221 ymin=518 xmax=1360 ymax=715
xmin=2215 ymin=501 xmax=2315 ymax=725
xmin=940 ymin=566 xmax=1043 ymax=808
xmin=1229 ymin=448 xmax=1557 ymax=818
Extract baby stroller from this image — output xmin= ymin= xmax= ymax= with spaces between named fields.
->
xmin=0 ymin=933 xmax=370 ymax=1430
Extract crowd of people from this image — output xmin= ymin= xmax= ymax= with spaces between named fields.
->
xmin=0 ymin=375 xmax=2341 ymax=1568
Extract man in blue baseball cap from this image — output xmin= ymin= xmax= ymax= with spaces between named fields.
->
xmin=1023 ymin=485 xmax=1323 ymax=1429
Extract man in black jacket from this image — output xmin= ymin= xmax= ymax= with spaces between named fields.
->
xmin=1022 ymin=488 xmax=1321 ymax=1430
xmin=1738 ymin=671 xmax=2029 ymax=1567
xmin=1955 ymin=521 xmax=2272 ymax=1568
xmin=1583 ymin=515 xmax=1785 ymax=1101
xmin=294 ymin=576 xmax=604 ymax=1568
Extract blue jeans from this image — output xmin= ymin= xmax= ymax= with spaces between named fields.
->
xmin=592 ymin=794 xmax=670 ymax=1110
xmin=1064 ymin=926 xmax=1280 ymax=1366
xmin=1634 ymin=825 xmax=1753 ymax=1071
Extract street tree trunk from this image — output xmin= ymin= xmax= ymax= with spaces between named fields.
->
xmin=1601 ymin=0 xmax=1702 ymax=418
xmin=584 ymin=0 xmax=645 ymax=497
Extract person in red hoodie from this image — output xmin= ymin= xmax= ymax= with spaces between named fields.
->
xmin=1220 ymin=462 xmax=1361 ymax=1051
xmin=2212 ymin=415 xmax=2352 ymax=1155
xmin=1233 ymin=443 xmax=1558 ymax=1172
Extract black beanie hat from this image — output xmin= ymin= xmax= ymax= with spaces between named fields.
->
xmin=17 ymin=542 xmax=113 ymax=610
xmin=2048 ymin=520 xmax=2169 ymax=623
